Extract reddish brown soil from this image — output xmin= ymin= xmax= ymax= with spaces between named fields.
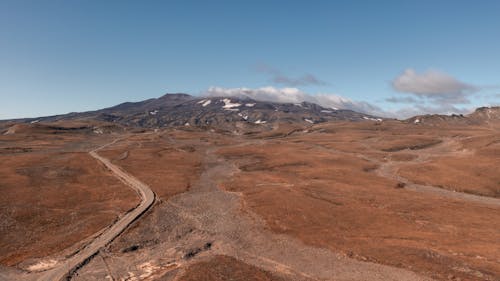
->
xmin=98 ymin=131 xmax=206 ymax=200
xmin=1 ymin=121 xmax=499 ymax=281
xmin=0 ymin=125 xmax=138 ymax=266
xmin=178 ymin=255 xmax=288 ymax=281
xmin=399 ymin=132 xmax=500 ymax=197
xmin=217 ymin=122 xmax=500 ymax=281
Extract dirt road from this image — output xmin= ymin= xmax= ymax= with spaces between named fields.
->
xmin=369 ymin=138 xmax=500 ymax=207
xmin=11 ymin=139 xmax=156 ymax=281
xmin=72 ymin=144 xmax=432 ymax=281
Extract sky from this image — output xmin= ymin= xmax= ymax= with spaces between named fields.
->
xmin=1 ymin=0 xmax=500 ymax=119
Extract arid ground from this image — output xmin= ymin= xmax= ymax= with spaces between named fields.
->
xmin=0 ymin=120 xmax=499 ymax=281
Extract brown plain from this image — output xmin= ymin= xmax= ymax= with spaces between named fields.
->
xmin=178 ymin=255 xmax=286 ymax=281
xmin=0 ymin=120 xmax=499 ymax=280
xmin=216 ymin=121 xmax=500 ymax=280
xmin=0 ymin=124 xmax=138 ymax=265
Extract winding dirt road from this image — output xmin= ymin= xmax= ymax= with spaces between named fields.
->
xmin=310 ymin=137 xmax=500 ymax=207
xmin=31 ymin=139 xmax=155 ymax=281
xmin=368 ymin=138 xmax=500 ymax=207
xmin=72 ymin=143 xmax=432 ymax=281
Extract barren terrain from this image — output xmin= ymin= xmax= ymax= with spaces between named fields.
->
xmin=0 ymin=123 xmax=138 ymax=267
xmin=0 ymin=119 xmax=499 ymax=281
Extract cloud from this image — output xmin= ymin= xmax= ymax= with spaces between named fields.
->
xmin=392 ymin=104 xmax=472 ymax=118
xmin=392 ymin=69 xmax=478 ymax=105
xmin=254 ymin=64 xmax=328 ymax=87
xmin=203 ymin=86 xmax=384 ymax=116
xmin=482 ymin=93 xmax=500 ymax=107
xmin=385 ymin=68 xmax=485 ymax=118
xmin=385 ymin=96 xmax=418 ymax=104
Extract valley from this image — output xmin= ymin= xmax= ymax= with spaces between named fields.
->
xmin=0 ymin=97 xmax=499 ymax=281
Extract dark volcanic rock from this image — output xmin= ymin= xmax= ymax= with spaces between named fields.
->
xmin=93 ymin=96 xmax=382 ymax=130
xmin=2 ymin=94 xmax=383 ymax=131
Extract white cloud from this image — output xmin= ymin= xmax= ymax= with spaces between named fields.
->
xmin=392 ymin=69 xmax=478 ymax=104
xmin=392 ymin=104 xmax=473 ymax=119
xmin=386 ymin=68 xmax=485 ymax=118
xmin=203 ymin=86 xmax=384 ymax=116
xmin=254 ymin=64 xmax=328 ymax=86
xmin=385 ymin=96 xmax=418 ymax=104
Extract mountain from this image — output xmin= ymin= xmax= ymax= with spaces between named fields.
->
xmin=405 ymin=106 xmax=500 ymax=126
xmin=468 ymin=106 xmax=500 ymax=123
xmin=2 ymin=94 xmax=383 ymax=131
xmin=405 ymin=113 xmax=468 ymax=125
xmin=3 ymin=94 xmax=498 ymax=133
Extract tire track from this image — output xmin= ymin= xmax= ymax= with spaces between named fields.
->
xmin=26 ymin=138 xmax=156 ymax=281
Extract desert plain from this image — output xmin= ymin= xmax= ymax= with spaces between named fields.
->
xmin=0 ymin=118 xmax=499 ymax=281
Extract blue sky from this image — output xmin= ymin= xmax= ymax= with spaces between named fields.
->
xmin=1 ymin=0 xmax=499 ymax=119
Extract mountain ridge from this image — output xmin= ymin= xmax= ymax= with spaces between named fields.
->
xmin=2 ymin=94 xmax=499 ymax=130
xmin=1 ymin=94 xmax=382 ymax=130
xmin=406 ymin=106 xmax=500 ymax=125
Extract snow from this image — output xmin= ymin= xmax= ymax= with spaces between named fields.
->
xmin=28 ymin=259 xmax=58 ymax=271
xmin=238 ymin=112 xmax=249 ymax=120
xmin=304 ymin=118 xmax=314 ymax=124
xmin=414 ymin=118 xmax=420 ymax=124
xmin=197 ymin=99 xmax=212 ymax=107
xmin=30 ymin=120 xmax=40 ymax=124
xmin=254 ymin=119 xmax=267 ymax=124
xmin=321 ymin=110 xmax=333 ymax=113
xmin=184 ymin=122 xmax=190 ymax=126
xmin=221 ymin=98 xmax=241 ymax=110
xmin=363 ymin=116 xmax=383 ymax=122
xmin=149 ymin=110 xmax=158 ymax=115
xmin=245 ymin=103 xmax=255 ymax=107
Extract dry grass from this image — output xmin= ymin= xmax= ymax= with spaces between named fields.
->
xmin=399 ymin=132 xmax=500 ymax=197
xmin=1 ymin=120 xmax=499 ymax=281
xmin=178 ymin=255 xmax=287 ymax=281
xmin=98 ymin=131 xmax=205 ymax=200
xmin=217 ymin=122 xmax=500 ymax=280
xmin=0 ymin=133 xmax=137 ymax=265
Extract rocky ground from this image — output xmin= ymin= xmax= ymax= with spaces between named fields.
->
xmin=0 ymin=125 xmax=138 ymax=267
xmin=0 ymin=119 xmax=499 ymax=280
